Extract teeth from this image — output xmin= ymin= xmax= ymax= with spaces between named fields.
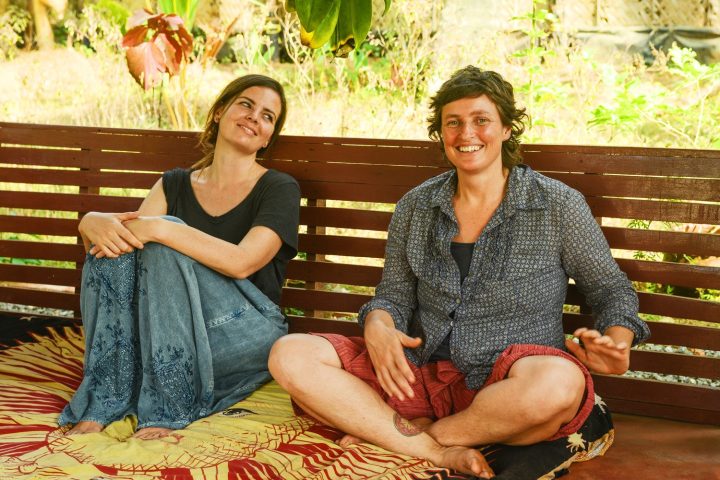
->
xmin=458 ymin=145 xmax=481 ymax=152
xmin=240 ymin=125 xmax=255 ymax=135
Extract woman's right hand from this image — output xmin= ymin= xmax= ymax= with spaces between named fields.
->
xmin=364 ymin=311 xmax=422 ymax=401
xmin=79 ymin=211 xmax=144 ymax=258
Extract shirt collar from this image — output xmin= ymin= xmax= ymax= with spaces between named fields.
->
xmin=427 ymin=165 xmax=546 ymax=214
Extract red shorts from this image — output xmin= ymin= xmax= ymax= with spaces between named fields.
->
xmin=306 ymin=335 xmax=595 ymax=441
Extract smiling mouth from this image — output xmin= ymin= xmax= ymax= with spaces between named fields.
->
xmin=238 ymin=124 xmax=257 ymax=136
xmin=457 ymin=145 xmax=483 ymax=152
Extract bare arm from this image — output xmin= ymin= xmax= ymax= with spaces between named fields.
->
xmin=123 ymin=216 xmax=282 ymax=278
xmin=82 ymin=179 xmax=167 ymax=258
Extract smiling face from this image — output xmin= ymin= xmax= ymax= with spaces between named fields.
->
xmin=441 ymin=94 xmax=511 ymax=176
xmin=214 ymin=86 xmax=282 ymax=156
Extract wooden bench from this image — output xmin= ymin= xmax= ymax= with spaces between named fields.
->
xmin=1 ymin=122 xmax=718 ymax=478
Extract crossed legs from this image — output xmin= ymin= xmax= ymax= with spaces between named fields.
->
xmin=269 ymin=334 xmax=587 ymax=477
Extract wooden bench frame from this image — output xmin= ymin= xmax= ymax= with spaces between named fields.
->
xmin=0 ymin=122 xmax=719 ymax=476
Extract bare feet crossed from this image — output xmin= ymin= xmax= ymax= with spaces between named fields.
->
xmin=132 ymin=427 xmax=174 ymax=440
xmin=64 ymin=420 xmax=103 ymax=435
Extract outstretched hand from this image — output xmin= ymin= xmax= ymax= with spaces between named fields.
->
xmin=565 ymin=327 xmax=631 ymax=375
xmin=81 ymin=211 xmax=144 ymax=258
xmin=364 ymin=314 xmax=422 ymax=401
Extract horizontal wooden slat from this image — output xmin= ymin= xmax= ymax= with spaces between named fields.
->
xmin=286 ymin=260 xmax=382 ymax=286
xmin=0 ymin=286 xmax=79 ymax=311
xmin=0 ymin=215 xmax=79 ymax=237
xmin=616 ymin=259 xmax=720 ymax=290
xmin=287 ymin=316 xmax=362 ymax=336
xmin=593 ymin=375 xmax=720 ymax=424
xmin=0 ymin=122 xmax=200 ymax=154
xmin=601 ymin=226 xmax=720 ymax=257
xmin=0 ymin=263 xmax=80 ymax=286
xmin=546 ymin=172 xmax=719 ymax=202
xmin=602 ymin=397 xmax=718 ymax=425
xmin=0 ymin=146 xmax=195 ymax=171
xmin=298 ymin=181 xmax=410 ymax=203
xmin=563 ymin=313 xmax=720 ymax=350
xmin=264 ymin=159 xmax=441 ymax=187
xmin=300 ymin=206 xmax=392 ymax=231
xmin=523 ymin=148 xmax=720 ymax=177
xmin=0 ymin=239 xmax=85 ymax=262
xmin=298 ymin=234 xmax=386 ymax=258
xmin=630 ymin=350 xmax=719 ymax=378
xmin=565 ymin=285 xmax=720 ymax=323
xmin=0 ymin=167 xmax=159 ymax=189
xmin=586 ymin=197 xmax=720 ymax=225
xmin=269 ymin=138 xmax=445 ymax=167
xmin=281 ymin=287 xmax=371 ymax=313
xmin=0 ymin=191 xmax=143 ymax=212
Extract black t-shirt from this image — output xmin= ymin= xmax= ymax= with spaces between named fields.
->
xmin=428 ymin=241 xmax=475 ymax=362
xmin=162 ymin=167 xmax=300 ymax=305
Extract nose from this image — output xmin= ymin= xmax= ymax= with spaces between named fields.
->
xmin=246 ymin=109 xmax=259 ymax=123
xmin=460 ymin=122 xmax=475 ymax=138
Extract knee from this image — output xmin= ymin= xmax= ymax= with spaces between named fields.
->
xmin=268 ymin=334 xmax=319 ymax=391
xmin=521 ymin=358 xmax=586 ymax=423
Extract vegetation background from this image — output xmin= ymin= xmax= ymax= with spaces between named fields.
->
xmin=1 ymin=0 xmax=719 ymax=149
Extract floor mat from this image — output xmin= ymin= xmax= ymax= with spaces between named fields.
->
xmin=0 ymin=319 xmax=613 ymax=479
xmin=0 ymin=325 xmax=469 ymax=480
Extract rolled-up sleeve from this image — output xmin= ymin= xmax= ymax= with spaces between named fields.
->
xmin=358 ymin=195 xmax=418 ymax=333
xmin=559 ymin=189 xmax=651 ymax=345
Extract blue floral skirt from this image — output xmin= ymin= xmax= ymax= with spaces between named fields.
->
xmin=58 ymin=239 xmax=287 ymax=430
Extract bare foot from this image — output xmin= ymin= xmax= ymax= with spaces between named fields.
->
xmin=132 ymin=427 xmax=173 ymax=440
xmin=435 ymin=445 xmax=494 ymax=478
xmin=337 ymin=417 xmax=434 ymax=448
xmin=64 ymin=421 xmax=103 ymax=435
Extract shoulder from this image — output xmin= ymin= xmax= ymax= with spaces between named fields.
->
xmin=260 ymin=169 xmax=300 ymax=189
xmin=513 ymin=165 xmax=584 ymax=210
xmin=398 ymin=170 xmax=454 ymax=209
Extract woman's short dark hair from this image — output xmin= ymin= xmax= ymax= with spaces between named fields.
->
xmin=194 ymin=74 xmax=287 ymax=170
xmin=427 ymin=66 xmax=528 ymax=169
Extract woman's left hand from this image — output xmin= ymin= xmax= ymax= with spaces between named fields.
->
xmin=565 ymin=327 xmax=631 ymax=375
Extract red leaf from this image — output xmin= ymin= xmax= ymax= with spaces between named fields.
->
xmin=125 ymin=42 xmax=166 ymax=90
xmin=122 ymin=25 xmax=148 ymax=47
xmin=127 ymin=8 xmax=154 ymax=29
xmin=155 ymin=34 xmax=180 ymax=75
xmin=163 ymin=14 xmax=184 ymax=30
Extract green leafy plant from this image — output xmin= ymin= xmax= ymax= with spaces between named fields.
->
xmin=285 ymin=0 xmax=392 ymax=57
xmin=0 ymin=6 xmax=30 ymax=60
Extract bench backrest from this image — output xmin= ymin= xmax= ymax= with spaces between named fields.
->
xmin=1 ymin=122 xmax=718 ymax=425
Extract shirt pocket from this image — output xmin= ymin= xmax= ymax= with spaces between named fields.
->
xmin=512 ymin=268 xmax=567 ymax=315
xmin=465 ymin=278 xmax=518 ymax=322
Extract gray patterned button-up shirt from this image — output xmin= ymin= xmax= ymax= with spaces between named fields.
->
xmin=358 ymin=165 xmax=650 ymax=389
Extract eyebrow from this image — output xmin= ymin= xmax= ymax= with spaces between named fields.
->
xmin=444 ymin=110 xmax=493 ymax=118
xmin=237 ymin=96 xmax=278 ymax=119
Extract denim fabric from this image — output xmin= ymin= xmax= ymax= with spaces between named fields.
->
xmin=59 ymin=217 xmax=287 ymax=429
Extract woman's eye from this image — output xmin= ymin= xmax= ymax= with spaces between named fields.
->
xmin=475 ymin=118 xmax=489 ymax=125
xmin=446 ymin=120 xmax=459 ymax=127
xmin=263 ymin=114 xmax=274 ymax=123
xmin=239 ymin=100 xmax=251 ymax=108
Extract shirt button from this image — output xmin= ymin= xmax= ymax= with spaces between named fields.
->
xmin=455 ymin=298 xmax=461 ymax=305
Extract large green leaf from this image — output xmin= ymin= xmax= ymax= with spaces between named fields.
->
xmin=307 ymin=0 xmax=338 ymax=33
xmin=350 ymin=0 xmax=371 ymax=51
xmin=289 ymin=0 xmax=391 ymax=56
xmin=302 ymin=0 xmax=340 ymax=49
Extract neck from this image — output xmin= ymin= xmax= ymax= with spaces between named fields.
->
xmin=455 ymin=165 xmax=510 ymax=205
xmin=199 ymin=146 xmax=263 ymax=186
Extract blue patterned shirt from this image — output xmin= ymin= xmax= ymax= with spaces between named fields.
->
xmin=358 ymin=165 xmax=650 ymax=389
